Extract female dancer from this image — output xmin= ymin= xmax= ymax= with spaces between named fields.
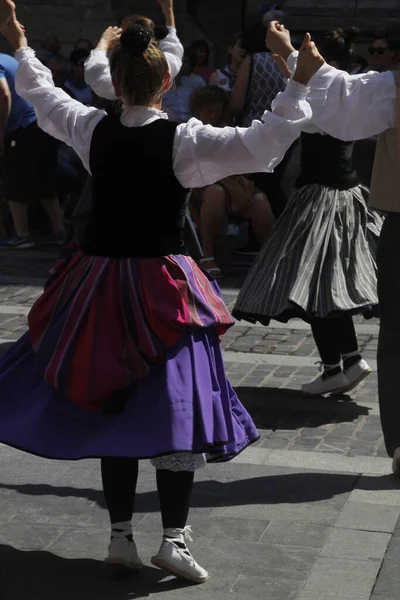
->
xmin=234 ymin=27 xmax=382 ymax=396
xmin=0 ymin=0 xmax=323 ymax=584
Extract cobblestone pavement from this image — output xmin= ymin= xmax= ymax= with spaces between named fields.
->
xmin=0 ymin=248 xmax=399 ymax=600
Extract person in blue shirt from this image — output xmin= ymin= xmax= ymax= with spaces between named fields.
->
xmin=0 ymin=51 xmax=64 ymax=247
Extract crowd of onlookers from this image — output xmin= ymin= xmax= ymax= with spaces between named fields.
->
xmin=0 ymin=14 xmax=398 ymax=270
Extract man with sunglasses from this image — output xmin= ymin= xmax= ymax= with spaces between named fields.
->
xmin=266 ymin=20 xmax=400 ymax=474
xmin=368 ymin=29 xmax=400 ymax=73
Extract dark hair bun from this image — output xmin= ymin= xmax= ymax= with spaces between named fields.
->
xmin=120 ymin=25 xmax=152 ymax=57
xmin=342 ymin=27 xmax=360 ymax=43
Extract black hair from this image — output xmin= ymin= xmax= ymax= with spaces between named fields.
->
xmin=191 ymin=39 xmax=210 ymax=65
xmin=154 ymin=24 xmax=169 ymax=42
xmin=184 ymin=46 xmax=198 ymax=69
xmin=69 ymin=48 xmax=90 ymax=65
xmin=313 ymin=27 xmax=360 ymax=71
xmin=373 ymin=25 xmax=400 ymax=52
xmin=241 ymin=22 xmax=267 ymax=55
xmin=74 ymin=38 xmax=94 ymax=51
xmin=110 ymin=25 xmax=168 ymax=105
xmin=189 ymin=85 xmax=230 ymax=120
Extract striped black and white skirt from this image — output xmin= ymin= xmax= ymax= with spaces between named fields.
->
xmin=233 ymin=184 xmax=383 ymax=324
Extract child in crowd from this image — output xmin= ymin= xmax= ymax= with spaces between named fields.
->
xmin=189 ymin=85 xmax=276 ymax=277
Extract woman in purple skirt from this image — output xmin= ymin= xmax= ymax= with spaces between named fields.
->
xmin=0 ymin=0 xmax=323 ymax=583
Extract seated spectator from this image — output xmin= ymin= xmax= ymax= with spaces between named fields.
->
xmin=64 ymin=49 xmax=94 ymax=105
xmin=209 ymin=33 xmax=247 ymax=92
xmin=189 ymin=86 xmax=275 ymax=277
xmin=162 ymin=48 xmax=206 ymax=123
xmin=191 ymin=38 xmax=215 ymax=83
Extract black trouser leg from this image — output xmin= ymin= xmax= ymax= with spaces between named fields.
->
xmin=156 ymin=469 xmax=194 ymax=530
xmin=377 ymin=213 xmax=400 ymax=456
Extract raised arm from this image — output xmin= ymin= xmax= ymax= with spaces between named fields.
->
xmin=174 ymin=35 xmax=324 ymax=189
xmin=266 ymin=20 xmax=397 ymax=140
xmin=84 ymin=27 xmax=121 ymax=101
xmin=0 ymin=9 xmax=106 ymax=172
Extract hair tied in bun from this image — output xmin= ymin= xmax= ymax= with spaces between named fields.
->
xmin=342 ymin=27 xmax=360 ymax=43
xmin=120 ymin=25 xmax=152 ymax=57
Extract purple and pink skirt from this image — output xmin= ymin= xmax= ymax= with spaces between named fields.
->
xmin=0 ymin=247 xmax=259 ymax=461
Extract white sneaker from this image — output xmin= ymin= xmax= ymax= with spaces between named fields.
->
xmin=343 ymin=359 xmax=372 ymax=393
xmin=105 ymin=536 xmax=143 ymax=571
xmin=151 ymin=527 xmax=209 ymax=584
xmin=392 ymin=448 xmax=400 ymax=475
xmin=302 ymin=371 xmax=349 ymax=396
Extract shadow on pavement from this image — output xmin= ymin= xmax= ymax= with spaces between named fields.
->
xmin=0 ymin=545 xmax=194 ymax=600
xmin=0 ymin=473 xmax=398 ymax=514
xmin=237 ymin=386 xmax=370 ymax=429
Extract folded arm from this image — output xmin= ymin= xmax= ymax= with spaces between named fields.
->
xmin=287 ymin=51 xmax=397 ymax=140
xmin=15 ymin=47 xmax=106 ymax=172
xmin=174 ymin=79 xmax=312 ymax=189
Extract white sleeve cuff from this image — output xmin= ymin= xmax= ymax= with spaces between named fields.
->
xmin=15 ymin=46 xmax=34 ymax=61
xmin=286 ymin=78 xmax=309 ymax=101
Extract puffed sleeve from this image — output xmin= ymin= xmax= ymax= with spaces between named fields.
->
xmin=173 ymin=79 xmax=312 ymax=189
xmin=15 ymin=47 xmax=106 ymax=172
xmin=287 ymin=50 xmax=397 ymax=140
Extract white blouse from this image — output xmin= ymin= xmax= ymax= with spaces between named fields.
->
xmin=84 ymin=26 xmax=184 ymax=101
xmin=14 ymin=47 xmax=312 ymax=190
xmin=287 ymin=50 xmax=397 ymax=140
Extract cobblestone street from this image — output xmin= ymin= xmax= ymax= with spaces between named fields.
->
xmin=0 ymin=248 xmax=399 ymax=600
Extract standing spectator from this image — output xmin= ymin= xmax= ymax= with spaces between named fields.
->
xmin=36 ymin=34 xmax=68 ymax=68
xmin=368 ymin=28 xmax=400 ymax=73
xmin=162 ymin=48 xmax=206 ymax=122
xmin=64 ymin=49 xmax=94 ymax=105
xmin=231 ymin=21 xmax=289 ymax=253
xmin=0 ymin=53 xmax=64 ymax=248
xmin=191 ymin=39 xmax=215 ymax=83
xmin=209 ymin=33 xmax=247 ymax=93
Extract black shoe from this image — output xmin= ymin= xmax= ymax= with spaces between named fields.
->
xmin=235 ymin=241 xmax=260 ymax=256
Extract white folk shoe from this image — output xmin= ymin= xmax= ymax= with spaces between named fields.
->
xmin=392 ymin=448 xmax=400 ymax=475
xmin=105 ymin=536 xmax=143 ymax=571
xmin=302 ymin=371 xmax=349 ymax=396
xmin=343 ymin=359 xmax=372 ymax=393
xmin=151 ymin=527 xmax=209 ymax=584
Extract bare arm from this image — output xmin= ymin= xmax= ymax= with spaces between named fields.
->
xmin=157 ymin=0 xmax=175 ymax=28
xmin=230 ymin=55 xmax=251 ymax=116
xmin=0 ymin=77 xmax=11 ymax=148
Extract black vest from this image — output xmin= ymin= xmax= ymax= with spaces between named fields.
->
xmin=295 ymin=132 xmax=360 ymax=191
xmin=79 ymin=117 xmax=188 ymax=258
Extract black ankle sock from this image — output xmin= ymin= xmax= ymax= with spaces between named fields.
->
xmin=343 ymin=354 xmax=361 ymax=371
xmin=323 ymin=366 xmax=342 ymax=378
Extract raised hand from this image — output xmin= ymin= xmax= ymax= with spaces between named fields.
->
xmin=272 ymin=54 xmax=292 ymax=79
xmin=156 ymin=0 xmax=173 ymax=9
xmin=266 ymin=21 xmax=294 ymax=60
xmin=156 ymin=0 xmax=175 ymax=27
xmin=96 ymin=26 xmax=122 ymax=52
xmin=292 ymin=33 xmax=325 ymax=86
xmin=0 ymin=0 xmax=27 ymax=50
xmin=0 ymin=0 xmax=15 ymax=29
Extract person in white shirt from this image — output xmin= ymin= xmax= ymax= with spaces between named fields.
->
xmin=84 ymin=0 xmax=183 ymax=101
xmin=0 ymin=0 xmax=324 ymax=583
xmin=266 ymin=19 xmax=400 ymax=473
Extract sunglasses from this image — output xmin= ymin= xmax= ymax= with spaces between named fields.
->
xmin=368 ymin=46 xmax=388 ymax=55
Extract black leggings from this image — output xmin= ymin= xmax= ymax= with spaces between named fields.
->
xmin=311 ymin=314 xmax=359 ymax=368
xmin=101 ymin=458 xmax=194 ymax=529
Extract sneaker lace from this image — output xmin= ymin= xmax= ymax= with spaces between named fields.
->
xmin=183 ymin=526 xmax=194 ymax=543
xmin=315 ymin=360 xmax=323 ymax=372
